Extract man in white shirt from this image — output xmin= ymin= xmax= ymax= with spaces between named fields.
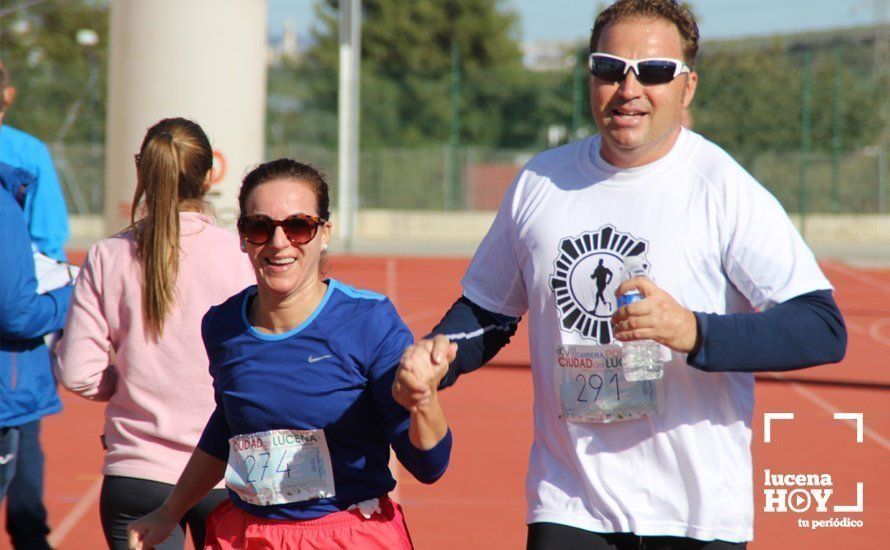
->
xmin=393 ymin=1 xmax=846 ymax=549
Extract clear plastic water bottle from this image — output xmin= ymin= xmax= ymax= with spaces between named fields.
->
xmin=615 ymin=258 xmax=663 ymax=381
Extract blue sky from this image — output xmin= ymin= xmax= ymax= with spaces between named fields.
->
xmin=268 ymin=0 xmax=878 ymax=42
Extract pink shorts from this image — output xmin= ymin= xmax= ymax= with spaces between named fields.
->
xmin=203 ymin=496 xmax=414 ymax=549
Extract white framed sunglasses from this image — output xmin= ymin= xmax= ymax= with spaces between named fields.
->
xmin=588 ymin=52 xmax=691 ymax=85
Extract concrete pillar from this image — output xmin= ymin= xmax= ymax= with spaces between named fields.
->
xmin=104 ymin=0 xmax=267 ymax=233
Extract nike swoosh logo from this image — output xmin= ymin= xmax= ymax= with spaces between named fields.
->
xmin=0 ymin=453 xmax=15 ymax=465
xmin=308 ymin=355 xmax=332 ymax=363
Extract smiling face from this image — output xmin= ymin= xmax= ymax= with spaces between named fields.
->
xmin=590 ymin=17 xmax=697 ymax=168
xmin=241 ymin=178 xmax=331 ymax=299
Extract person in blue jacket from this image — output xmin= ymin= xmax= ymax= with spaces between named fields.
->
xmin=1 ymin=59 xmax=72 ymax=550
xmin=0 ymin=178 xmax=72 ymax=501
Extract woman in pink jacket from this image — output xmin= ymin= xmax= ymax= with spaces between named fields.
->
xmin=56 ymin=118 xmax=254 ymax=549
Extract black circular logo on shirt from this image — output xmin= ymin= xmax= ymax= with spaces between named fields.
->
xmin=549 ymin=225 xmax=649 ymax=343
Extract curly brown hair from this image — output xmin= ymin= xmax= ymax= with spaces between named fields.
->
xmin=589 ymin=0 xmax=700 ymax=67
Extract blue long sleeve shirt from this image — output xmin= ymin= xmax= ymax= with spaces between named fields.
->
xmin=198 ymin=280 xmax=451 ymax=520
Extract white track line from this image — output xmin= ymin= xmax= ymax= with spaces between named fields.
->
xmin=868 ymin=318 xmax=890 ymax=347
xmin=47 ymin=476 xmax=103 ymax=548
xmin=822 ymin=260 xmax=890 ymax=295
xmin=767 ymin=373 xmax=890 ymax=452
xmin=822 ymin=260 xmax=890 ymax=347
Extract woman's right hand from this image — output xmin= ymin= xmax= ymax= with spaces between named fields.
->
xmin=127 ymin=506 xmax=179 ymax=550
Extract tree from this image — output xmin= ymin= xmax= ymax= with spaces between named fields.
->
xmin=0 ymin=0 xmax=109 ymax=143
xmin=298 ymin=0 xmax=526 ymax=148
xmin=693 ymin=40 xmax=884 ymax=164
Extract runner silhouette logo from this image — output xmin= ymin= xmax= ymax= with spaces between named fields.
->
xmin=549 ymin=225 xmax=649 ymax=343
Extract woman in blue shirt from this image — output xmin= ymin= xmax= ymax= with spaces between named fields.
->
xmin=128 ymin=159 xmax=452 ymax=549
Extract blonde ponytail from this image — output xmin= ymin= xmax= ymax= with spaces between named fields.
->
xmin=130 ymin=119 xmax=213 ymax=340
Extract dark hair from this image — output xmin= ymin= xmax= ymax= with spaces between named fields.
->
xmin=589 ymin=0 xmax=700 ymax=67
xmin=130 ymin=117 xmax=213 ymax=339
xmin=238 ymin=159 xmax=331 ymax=275
xmin=238 ymin=159 xmax=331 ymax=221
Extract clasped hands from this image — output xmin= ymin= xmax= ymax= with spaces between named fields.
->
xmin=392 ymin=335 xmax=457 ymax=412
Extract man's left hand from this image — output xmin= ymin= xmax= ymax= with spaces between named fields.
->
xmin=611 ymin=277 xmax=698 ymax=353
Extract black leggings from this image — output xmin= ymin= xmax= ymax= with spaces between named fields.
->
xmin=100 ymin=475 xmax=228 ymax=550
xmin=527 ymin=523 xmax=747 ymax=550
